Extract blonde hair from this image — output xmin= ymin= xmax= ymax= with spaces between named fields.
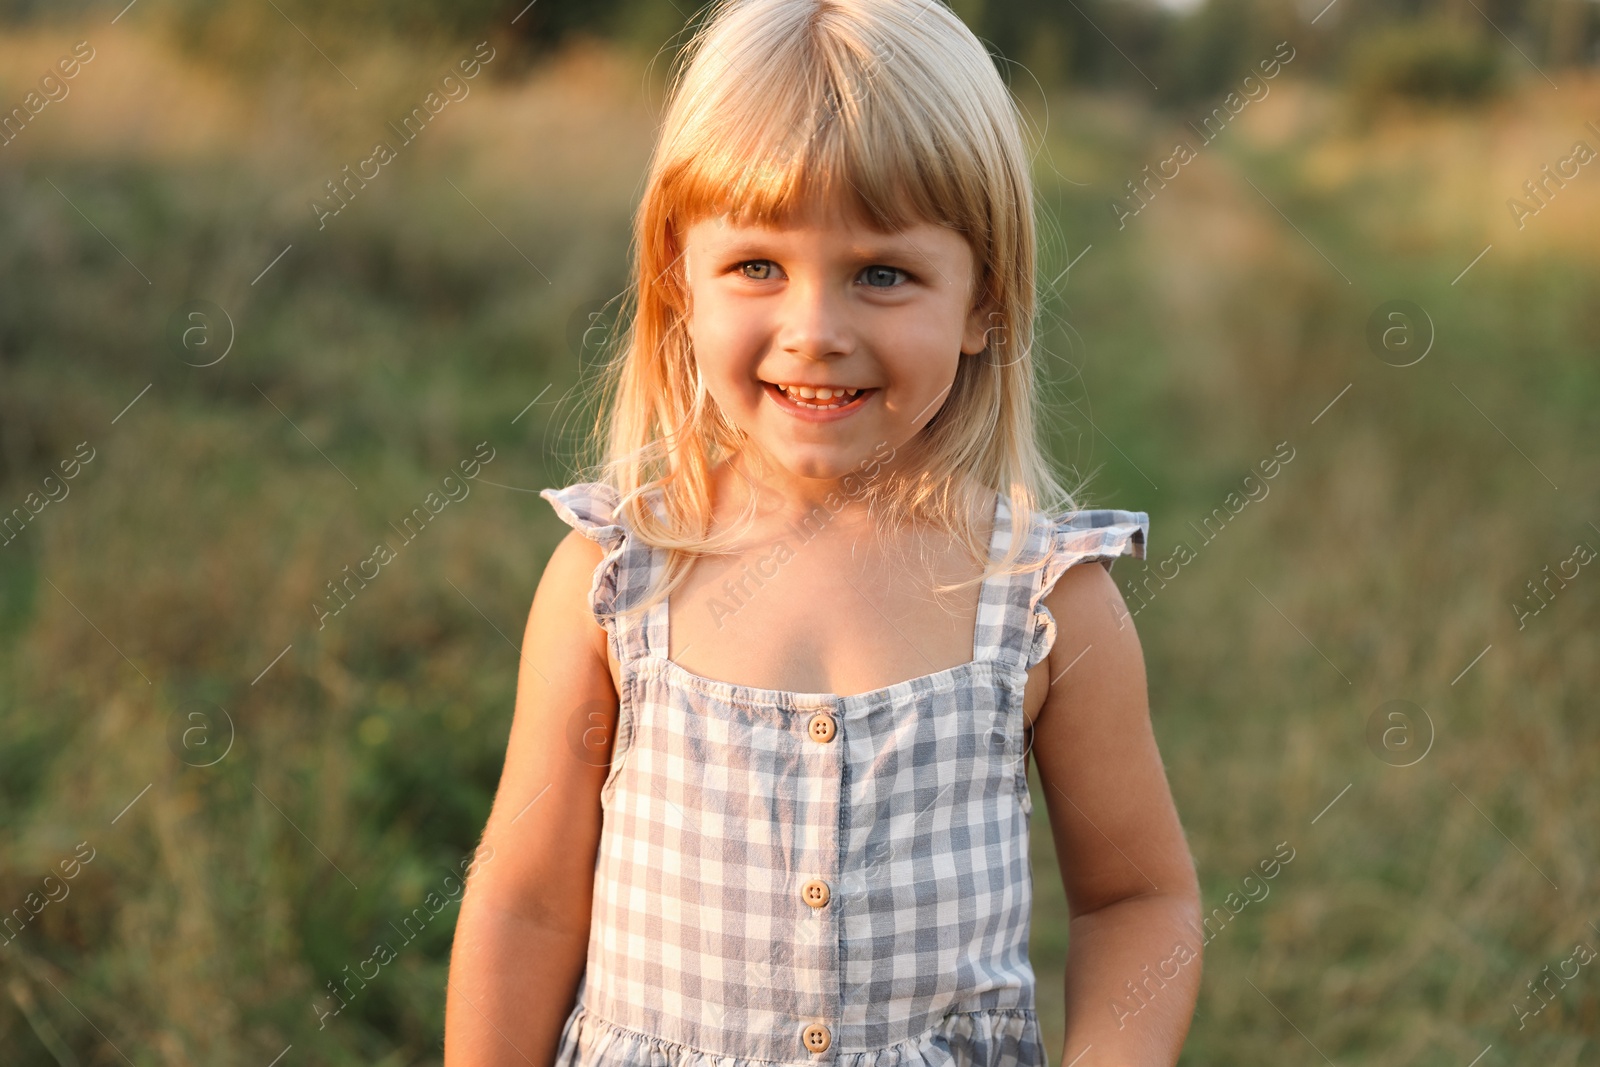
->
xmin=573 ymin=0 xmax=1085 ymax=618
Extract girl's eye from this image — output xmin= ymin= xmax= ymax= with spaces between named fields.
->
xmin=860 ymin=265 xmax=908 ymax=288
xmin=739 ymin=261 xmax=775 ymax=280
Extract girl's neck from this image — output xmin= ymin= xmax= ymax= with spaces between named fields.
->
xmin=714 ymin=453 xmax=877 ymax=531
xmin=711 ymin=449 xmax=988 ymax=547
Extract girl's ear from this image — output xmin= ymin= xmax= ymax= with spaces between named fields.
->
xmin=961 ymin=302 xmax=1000 ymax=356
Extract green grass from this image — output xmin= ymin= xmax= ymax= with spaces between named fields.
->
xmin=1 ymin=22 xmax=1597 ymax=1067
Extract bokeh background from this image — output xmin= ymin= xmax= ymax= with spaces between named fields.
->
xmin=2 ymin=0 xmax=1597 ymax=1063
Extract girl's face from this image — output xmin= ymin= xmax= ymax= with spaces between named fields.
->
xmin=682 ymin=202 xmax=991 ymax=491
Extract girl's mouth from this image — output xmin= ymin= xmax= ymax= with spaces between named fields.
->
xmin=763 ymin=381 xmax=877 ymax=421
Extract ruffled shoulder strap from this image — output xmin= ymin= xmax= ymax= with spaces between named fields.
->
xmin=1023 ymin=506 xmax=1149 ymax=672
xmin=538 ymin=481 xmax=663 ymax=668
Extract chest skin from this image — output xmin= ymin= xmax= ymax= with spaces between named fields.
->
xmin=602 ymin=499 xmax=1054 ymax=741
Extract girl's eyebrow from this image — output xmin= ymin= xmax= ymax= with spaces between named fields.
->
xmin=704 ymin=233 xmax=941 ymax=265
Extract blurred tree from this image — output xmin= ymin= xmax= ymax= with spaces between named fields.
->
xmin=0 ymin=0 xmax=1593 ymax=112
xmin=1156 ymin=0 xmax=1303 ymax=105
xmin=949 ymin=0 xmax=1175 ymax=93
xmin=149 ymin=0 xmax=632 ymax=50
xmin=1542 ymin=0 xmax=1597 ymax=67
xmin=64 ymin=0 xmax=643 ymax=82
xmin=1344 ymin=15 xmax=1506 ymax=112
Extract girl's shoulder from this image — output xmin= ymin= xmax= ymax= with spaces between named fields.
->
xmin=1020 ymin=503 xmax=1149 ymax=674
xmin=1004 ymin=491 xmax=1148 ymax=573
xmin=539 ymin=480 xmax=627 ymax=546
xmin=538 ymin=479 xmax=671 ymax=545
xmin=538 ymin=480 xmax=669 ymax=625
xmin=1044 ymin=505 xmax=1149 ymax=568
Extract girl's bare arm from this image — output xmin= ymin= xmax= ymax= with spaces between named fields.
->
xmin=444 ymin=530 xmax=618 ymax=1066
xmin=1029 ymin=560 xmax=1203 ymax=1067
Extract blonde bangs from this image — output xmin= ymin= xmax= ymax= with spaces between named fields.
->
xmin=661 ymin=91 xmax=926 ymax=237
xmin=656 ymin=0 xmax=1015 ymax=244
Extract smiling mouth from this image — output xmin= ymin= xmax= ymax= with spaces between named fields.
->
xmin=763 ymin=382 xmax=877 ymax=411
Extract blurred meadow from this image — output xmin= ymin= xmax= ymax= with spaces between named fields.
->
xmin=1 ymin=0 xmax=1597 ymax=1063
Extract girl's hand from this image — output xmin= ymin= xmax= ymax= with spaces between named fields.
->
xmin=1029 ymin=558 xmax=1203 ymax=1067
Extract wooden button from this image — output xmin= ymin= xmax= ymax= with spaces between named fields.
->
xmin=802 ymin=1022 xmax=831 ymax=1053
xmin=807 ymin=712 xmax=836 ymax=743
xmin=801 ymin=878 xmax=831 ymax=908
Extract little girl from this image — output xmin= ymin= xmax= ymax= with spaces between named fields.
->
xmin=445 ymin=2 xmax=1201 ymax=1065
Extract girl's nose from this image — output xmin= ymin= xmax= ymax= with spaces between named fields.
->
xmin=776 ymin=278 xmax=854 ymax=360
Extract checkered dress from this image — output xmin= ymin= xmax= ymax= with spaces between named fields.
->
xmin=539 ymin=481 xmax=1148 ymax=1067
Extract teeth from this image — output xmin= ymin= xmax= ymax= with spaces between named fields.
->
xmin=777 ymin=384 xmax=860 ymax=403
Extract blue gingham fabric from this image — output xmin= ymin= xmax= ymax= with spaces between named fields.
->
xmin=538 ymin=481 xmax=1148 ymax=1067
